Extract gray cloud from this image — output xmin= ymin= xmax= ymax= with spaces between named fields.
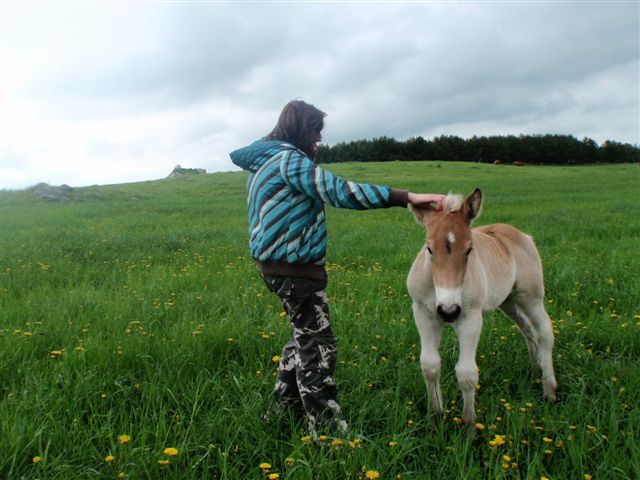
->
xmin=2 ymin=2 xmax=638 ymax=189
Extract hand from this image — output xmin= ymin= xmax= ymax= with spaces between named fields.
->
xmin=408 ymin=192 xmax=446 ymax=210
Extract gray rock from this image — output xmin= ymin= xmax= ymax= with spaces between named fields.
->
xmin=167 ymin=164 xmax=206 ymax=178
xmin=32 ymin=183 xmax=75 ymax=201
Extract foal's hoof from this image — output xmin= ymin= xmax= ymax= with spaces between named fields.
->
xmin=430 ymin=414 xmax=442 ymax=430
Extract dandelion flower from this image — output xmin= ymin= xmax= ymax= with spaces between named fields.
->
xmin=158 ymin=460 xmax=170 ymax=466
xmin=388 ymin=441 xmax=398 ymax=447
xmin=502 ymin=455 xmax=511 ymax=462
xmin=285 ymin=457 xmax=295 ymax=465
xmin=268 ymin=474 xmax=280 ymax=480
xmin=488 ymin=434 xmax=506 ymax=446
xmin=271 ymin=355 xmax=281 ymax=363
xmin=301 ymin=435 xmax=313 ymax=444
xmin=475 ymin=423 xmax=485 ymax=430
xmin=584 ymin=475 xmax=593 ymax=480
xmin=366 ymin=470 xmax=380 ymax=479
xmin=542 ymin=437 xmax=553 ymax=443
xmin=105 ymin=455 xmax=115 ymax=463
xmin=331 ymin=439 xmax=344 ymax=447
xmin=118 ymin=435 xmax=131 ymax=445
xmin=544 ymin=449 xmax=553 ymax=455
xmin=163 ymin=447 xmax=178 ymax=456
xmin=32 ymin=456 xmax=41 ymax=464
xmin=259 ymin=462 xmax=272 ymax=470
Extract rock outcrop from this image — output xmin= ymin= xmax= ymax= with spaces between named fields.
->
xmin=31 ymin=183 xmax=75 ymax=201
xmin=167 ymin=164 xmax=206 ymax=178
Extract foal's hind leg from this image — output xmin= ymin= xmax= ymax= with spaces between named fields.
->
xmin=499 ymin=298 xmax=539 ymax=368
xmin=514 ymin=296 xmax=558 ymax=401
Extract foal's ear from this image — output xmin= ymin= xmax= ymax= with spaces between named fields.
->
xmin=409 ymin=204 xmax=433 ymax=225
xmin=463 ymin=188 xmax=483 ymax=224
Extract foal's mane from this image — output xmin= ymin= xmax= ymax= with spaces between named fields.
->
xmin=442 ymin=193 xmax=464 ymax=213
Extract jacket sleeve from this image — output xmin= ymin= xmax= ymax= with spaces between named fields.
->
xmin=280 ymin=151 xmax=408 ymax=209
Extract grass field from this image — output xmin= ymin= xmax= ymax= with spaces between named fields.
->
xmin=1 ymin=161 xmax=639 ymax=479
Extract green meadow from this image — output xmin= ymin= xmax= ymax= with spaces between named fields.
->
xmin=1 ymin=162 xmax=639 ymax=479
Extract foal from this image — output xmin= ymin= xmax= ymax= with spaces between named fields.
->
xmin=407 ymin=188 xmax=557 ymax=426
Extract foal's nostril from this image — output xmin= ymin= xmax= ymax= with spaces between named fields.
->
xmin=437 ymin=304 xmax=461 ymax=322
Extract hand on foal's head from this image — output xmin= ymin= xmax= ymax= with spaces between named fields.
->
xmin=408 ymin=193 xmax=446 ymax=210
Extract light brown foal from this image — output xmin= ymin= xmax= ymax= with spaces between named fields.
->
xmin=407 ymin=188 xmax=557 ymax=426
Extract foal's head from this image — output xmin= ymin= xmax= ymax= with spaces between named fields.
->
xmin=410 ymin=188 xmax=483 ymax=322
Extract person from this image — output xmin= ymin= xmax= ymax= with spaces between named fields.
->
xmin=230 ymin=100 xmax=445 ymax=437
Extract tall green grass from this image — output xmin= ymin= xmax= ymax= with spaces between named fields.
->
xmin=1 ymin=162 xmax=638 ymax=479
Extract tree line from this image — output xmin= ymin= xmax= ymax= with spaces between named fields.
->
xmin=316 ymin=134 xmax=639 ymax=165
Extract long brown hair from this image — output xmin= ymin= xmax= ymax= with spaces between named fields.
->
xmin=266 ymin=100 xmax=326 ymax=158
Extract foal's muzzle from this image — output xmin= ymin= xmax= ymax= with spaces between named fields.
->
xmin=437 ymin=304 xmax=461 ymax=322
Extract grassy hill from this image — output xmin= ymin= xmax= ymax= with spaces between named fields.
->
xmin=1 ymin=162 xmax=639 ymax=479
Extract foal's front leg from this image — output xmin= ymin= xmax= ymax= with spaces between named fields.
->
xmin=452 ymin=311 xmax=483 ymax=425
xmin=413 ymin=302 xmax=444 ymax=426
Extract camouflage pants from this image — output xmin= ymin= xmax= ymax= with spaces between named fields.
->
xmin=261 ymin=273 xmax=347 ymax=435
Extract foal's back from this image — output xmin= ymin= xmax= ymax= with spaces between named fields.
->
xmin=472 ymin=223 xmax=545 ymax=304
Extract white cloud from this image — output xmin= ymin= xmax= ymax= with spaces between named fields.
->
xmin=1 ymin=2 xmax=638 ymax=189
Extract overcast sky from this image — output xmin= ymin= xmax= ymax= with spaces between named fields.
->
xmin=1 ymin=1 xmax=638 ymax=189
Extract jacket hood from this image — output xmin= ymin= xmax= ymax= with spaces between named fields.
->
xmin=230 ymin=139 xmax=297 ymax=173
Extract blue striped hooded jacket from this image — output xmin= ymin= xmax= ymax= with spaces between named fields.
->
xmin=230 ymin=139 xmax=408 ymax=278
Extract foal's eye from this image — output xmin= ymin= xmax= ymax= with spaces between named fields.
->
xmin=427 ymin=247 xmax=433 ymax=255
xmin=465 ymin=247 xmax=473 ymax=256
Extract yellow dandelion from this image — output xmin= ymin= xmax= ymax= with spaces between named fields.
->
xmin=407 ymin=419 xmax=415 ymax=426
xmin=259 ymin=462 xmax=272 ymax=470
xmin=584 ymin=475 xmax=593 ymax=480
xmin=158 ymin=460 xmax=170 ymax=466
xmin=542 ymin=437 xmax=553 ymax=443
xmin=366 ymin=470 xmax=380 ymax=479
xmin=118 ymin=473 xmax=127 ymax=479
xmin=544 ymin=449 xmax=553 ymax=455
xmin=278 ymin=311 xmax=287 ymax=318
xmin=541 ymin=477 xmax=550 ymax=480
xmin=349 ymin=438 xmax=361 ymax=448
xmin=118 ymin=435 xmax=131 ymax=445
xmin=502 ymin=455 xmax=511 ymax=462
xmin=319 ymin=435 xmax=328 ymax=441
xmin=105 ymin=455 xmax=115 ymax=463
xmin=475 ymin=423 xmax=485 ymax=430
xmin=32 ymin=456 xmax=42 ymax=464
xmin=268 ymin=474 xmax=280 ymax=480
xmin=331 ymin=439 xmax=344 ymax=447
xmin=502 ymin=463 xmax=509 ymax=470
xmin=301 ymin=435 xmax=313 ymax=444
xmin=488 ymin=434 xmax=506 ymax=446
xmin=50 ymin=350 xmax=63 ymax=358
xmin=163 ymin=447 xmax=178 ymax=456
xmin=285 ymin=457 xmax=295 ymax=465
xmin=388 ymin=441 xmax=398 ymax=447
xmin=271 ymin=355 xmax=281 ymax=363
